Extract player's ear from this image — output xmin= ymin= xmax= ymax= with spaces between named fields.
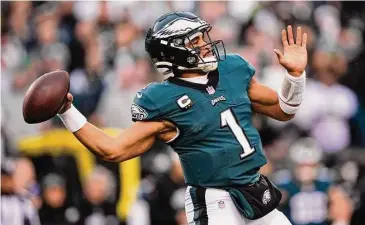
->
xmin=67 ymin=93 xmax=73 ymax=101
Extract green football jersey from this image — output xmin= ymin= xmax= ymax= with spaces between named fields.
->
xmin=131 ymin=54 xmax=267 ymax=187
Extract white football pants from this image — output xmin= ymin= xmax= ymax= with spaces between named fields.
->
xmin=185 ymin=186 xmax=292 ymax=225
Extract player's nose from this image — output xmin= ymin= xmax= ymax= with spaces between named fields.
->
xmin=200 ymin=47 xmax=212 ymax=58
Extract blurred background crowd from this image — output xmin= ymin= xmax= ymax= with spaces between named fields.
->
xmin=1 ymin=1 xmax=365 ymax=225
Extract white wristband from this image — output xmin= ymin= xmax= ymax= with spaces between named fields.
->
xmin=278 ymin=97 xmax=300 ymax=114
xmin=57 ymin=104 xmax=87 ymax=132
xmin=278 ymin=70 xmax=306 ymax=114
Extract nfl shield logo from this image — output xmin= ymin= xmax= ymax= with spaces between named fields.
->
xmin=218 ymin=200 xmax=225 ymax=209
xmin=206 ymin=86 xmax=215 ymax=95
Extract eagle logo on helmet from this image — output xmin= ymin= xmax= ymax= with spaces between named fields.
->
xmin=153 ymin=18 xmax=208 ymax=39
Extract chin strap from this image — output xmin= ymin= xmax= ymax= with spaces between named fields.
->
xmin=172 ymin=66 xmax=207 ymax=77
xmin=156 ymin=56 xmax=218 ymax=79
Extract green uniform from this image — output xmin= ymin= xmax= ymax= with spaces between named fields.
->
xmin=131 ymin=54 xmax=267 ymax=188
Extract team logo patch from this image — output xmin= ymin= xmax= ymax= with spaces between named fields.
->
xmin=262 ymin=189 xmax=271 ymax=205
xmin=131 ymin=103 xmax=148 ymax=120
xmin=218 ymin=200 xmax=225 ymax=209
xmin=177 ymin=95 xmax=193 ymax=110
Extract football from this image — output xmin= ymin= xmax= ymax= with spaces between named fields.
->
xmin=22 ymin=70 xmax=70 ymax=124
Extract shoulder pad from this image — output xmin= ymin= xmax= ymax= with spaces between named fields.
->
xmin=131 ymin=82 xmax=174 ymax=122
xmin=136 ymin=82 xmax=174 ymax=101
xmin=220 ymin=54 xmax=256 ymax=76
xmin=132 ymin=83 xmax=159 ymax=121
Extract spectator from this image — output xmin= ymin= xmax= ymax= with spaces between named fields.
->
xmin=69 ymin=36 xmax=105 ymax=125
xmin=1 ymin=158 xmax=41 ymax=225
xmin=13 ymin=158 xmax=42 ymax=208
xmin=128 ymin=151 xmax=187 ymax=225
xmin=113 ymin=20 xmax=150 ymax=91
xmin=274 ymin=138 xmax=353 ymax=225
xmin=39 ymin=173 xmax=79 ymax=225
xmin=32 ymin=8 xmax=70 ymax=71
xmin=79 ymin=165 xmax=119 ymax=225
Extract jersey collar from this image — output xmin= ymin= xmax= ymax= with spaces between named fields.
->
xmin=167 ymin=69 xmax=219 ymax=92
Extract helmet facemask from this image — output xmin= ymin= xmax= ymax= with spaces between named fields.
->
xmin=174 ymin=27 xmax=226 ymax=74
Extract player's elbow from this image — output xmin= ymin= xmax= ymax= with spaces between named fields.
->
xmin=98 ymin=141 xmax=126 ymax=162
xmin=102 ymin=151 xmax=123 ymax=162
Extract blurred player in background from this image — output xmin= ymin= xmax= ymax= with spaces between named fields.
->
xmin=275 ymin=138 xmax=353 ymax=225
xmin=57 ymin=11 xmax=307 ymax=225
xmin=128 ymin=151 xmax=187 ymax=225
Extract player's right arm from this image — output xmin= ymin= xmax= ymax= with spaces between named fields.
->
xmin=57 ymin=93 xmax=171 ymax=162
xmin=74 ymin=120 xmax=164 ymax=162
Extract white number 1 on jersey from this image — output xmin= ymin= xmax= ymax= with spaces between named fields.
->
xmin=220 ymin=108 xmax=256 ymax=159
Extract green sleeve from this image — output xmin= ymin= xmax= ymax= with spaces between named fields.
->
xmin=131 ymin=93 xmax=161 ymax=122
xmin=231 ymin=54 xmax=256 ymax=78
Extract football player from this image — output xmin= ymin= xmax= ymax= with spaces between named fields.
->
xmin=57 ymin=12 xmax=307 ymax=225
xmin=275 ymin=138 xmax=353 ymax=225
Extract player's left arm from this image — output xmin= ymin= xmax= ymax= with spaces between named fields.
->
xmin=249 ymin=77 xmax=294 ymax=121
xmin=249 ymin=25 xmax=308 ymax=121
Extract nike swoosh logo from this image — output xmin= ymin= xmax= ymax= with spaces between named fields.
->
xmin=136 ymin=92 xmax=142 ymax=98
